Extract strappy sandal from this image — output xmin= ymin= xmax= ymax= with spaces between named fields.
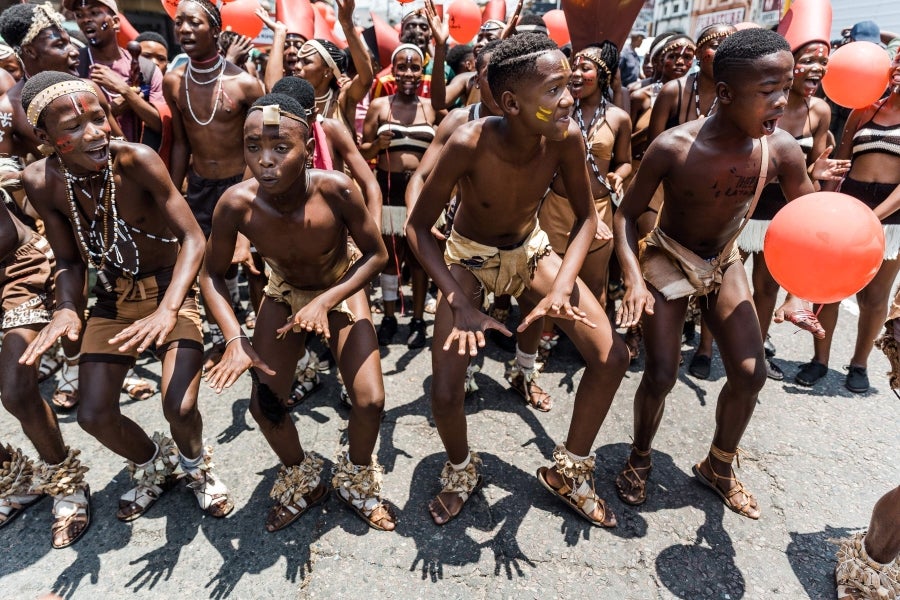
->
xmin=505 ymin=360 xmax=553 ymax=412
xmin=244 ymin=309 xmax=257 ymax=330
xmin=624 ymin=324 xmax=642 ymax=362
xmin=692 ymin=445 xmax=760 ymax=520
xmin=0 ymin=445 xmax=44 ymax=528
xmin=428 ymin=452 xmax=483 ymax=526
xmin=182 ymin=448 xmax=234 ymax=518
xmin=267 ymin=453 xmax=328 ymax=532
xmin=536 ymin=445 xmax=616 ymax=528
xmin=332 ymin=453 xmax=396 ymax=531
xmin=117 ymin=434 xmax=180 ymax=522
xmin=38 ymin=350 xmax=62 ymax=383
xmin=50 ymin=485 xmax=91 ymax=549
xmin=31 ymin=447 xmax=91 ymax=548
xmin=783 ymin=308 xmax=826 ymax=339
xmin=51 ymin=354 xmax=80 ymax=411
xmin=537 ymin=332 xmax=559 ymax=362
xmin=122 ymin=369 xmax=158 ymax=402
xmin=835 ymin=531 xmax=900 ymax=600
xmin=287 ymin=360 xmax=321 ymax=408
xmin=614 ymin=446 xmax=652 ymax=506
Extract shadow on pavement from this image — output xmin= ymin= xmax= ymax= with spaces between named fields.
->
xmin=786 ymin=525 xmax=854 ymax=600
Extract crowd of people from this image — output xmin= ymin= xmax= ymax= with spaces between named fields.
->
xmin=0 ymin=0 xmax=897 ymax=597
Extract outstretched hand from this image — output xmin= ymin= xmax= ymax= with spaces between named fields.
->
xmin=255 ymin=7 xmax=283 ymax=33
xmin=205 ymin=337 xmax=274 ymax=393
xmin=519 ymin=289 xmax=596 ymax=332
xmin=276 ymin=298 xmax=332 ymax=339
xmin=444 ymin=304 xmax=511 ymax=356
xmin=18 ymin=308 xmax=82 ymax=366
xmin=810 ymin=146 xmax=851 ymax=182
xmin=501 ymin=0 xmax=524 ymax=39
xmin=616 ymin=283 xmax=654 ymax=328
xmin=424 ymin=0 xmax=449 ymax=46
xmin=108 ymin=307 xmax=178 ymax=354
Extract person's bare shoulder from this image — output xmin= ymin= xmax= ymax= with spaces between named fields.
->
xmin=163 ymin=65 xmax=186 ymax=91
xmin=808 ymin=96 xmax=831 ymax=121
xmin=434 ymin=106 xmax=470 ymax=140
xmin=312 ymin=168 xmax=356 ymax=200
xmin=114 ymin=140 xmax=161 ymax=170
xmin=21 ymin=159 xmax=54 ymax=203
xmin=768 ymin=126 xmax=805 ymax=160
xmin=607 ymin=104 xmax=630 ymax=128
xmin=217 ymin=178 xmax=258 ymax=214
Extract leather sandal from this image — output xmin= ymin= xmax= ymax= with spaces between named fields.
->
xmin=537 ymin=445 xmax=616 ymax=528
xmin=505 ymin=360 xmax=552 ymax=412
xmin=266 ymin=482 xmax=328 ymax=532
xmin=51 ymin=355 xmax=80 ymax=411
xmin=614 ymin=446 xmax=652 ymax=505
xmin=428 ymin=453 xmax=483 ymax=526
xmin=51 ymin=485 xmax=91 ymax=549
xmin=692 ymin=445 xmax=759 ymax=520
xmin=783 ymin=309 xmax=826 ymax=339
xmin=122 ymin=369 xmax=158 ymax=401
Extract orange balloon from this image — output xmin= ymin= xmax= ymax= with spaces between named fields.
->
xmin=221 ymin=0 xmax=263 ymax=38
xmin=822 ymin=41 xmax=891 ymax=109
xmin=764 ymin=192 xmax=884 ymax=304
xmin=161 ymin=0 xmax=178 ymax=20
xmin=543 ymin=9 xmax=569 ymax=46
xmin=396 ymin=0 xmax=416 ymax=4
xmin=447 ymin=0 xmax=481 ymax=44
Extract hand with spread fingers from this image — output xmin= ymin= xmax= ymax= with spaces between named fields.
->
xmin=276 ymin=298 xmax=332 ymax=340
xmin=18 ymin=307 xmax=82 ymax=366
xmin=502 ymin=0 xmax=524 ymax=39
xmin=809 ymin=145 xmax=851 ymax=181
xmin=445 ymin=304 xmax=512 ymax=356
xmin=424 ymin=0 xmax=449 ymax=47
xmin=520 ymin=289 xmax=596 ymax=332
xmin=616 ymin=283 xmax=654 ymax=328
xmin=108 ymin=307 xmax=178 ymax=354
xmin=231 ymin=233 xmax=261 ymax=276
xmin=205 ymin=337 xmax=275 ymax=393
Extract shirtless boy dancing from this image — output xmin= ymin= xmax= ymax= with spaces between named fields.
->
xmin=19 ymin=71 xmax=233 ymax=522
xmin=407 ymin=34 xmax=628 ymax=527
xmin=201 ymin=93 xmax=396 ymax=532
xmin=614 ymin=28 xmax=823 ymax=519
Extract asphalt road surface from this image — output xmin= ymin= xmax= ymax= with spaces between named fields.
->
xmin=1 ymin=286 xmax=897 ymax=600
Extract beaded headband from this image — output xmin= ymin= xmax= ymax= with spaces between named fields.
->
xmin=391 ymin=43 xmax=425 ymax=64
xmin=516 ymin=24 xmax=548 ymax=35
xmin=300 ymin=40 xmax=342 ymax=80
xmin=26 ymin=80 xmax=98 ymax=127
xmin=182 ymin=0 xmax=221 ymax=29
xmin=401 ymin=9 xmax=426 ymax=24
xmin=659 ymin=38 xmax=696 ymax=59
xmin=249 ymin=104 xmax=309 ymax=128
xmin=696 ymin=29 xmax=732 ymax=49
xmin=480 ymin=19 xmax=505 ymax=33
xmin=0 ymin=43 xmax=13 ymax=60
xmin=20 ymin=3 xmax=65 ymax=50
xmin=575 ymin=49 xmax=611 ymax=82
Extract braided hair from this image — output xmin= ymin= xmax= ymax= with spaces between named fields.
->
xmin=487 ymin=33 xmax=559 ymax=97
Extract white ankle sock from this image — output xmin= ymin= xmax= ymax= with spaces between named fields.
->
xmin=450 ymin=453 xmax=471 ymax=471
xmin=180 ymin=453 xmax=203 ymax=471
xmin=380 ymin=274 xmax=399 ymax=302
xmin=137 ymin=442 xmax=160 ymax=468
xmin=297 ymin=351 xmax=310 ymax=371
xmin=515 ymin=346 xmax=537 ymax=371
xmin=564 ymin=447 xmax=590 ymax=462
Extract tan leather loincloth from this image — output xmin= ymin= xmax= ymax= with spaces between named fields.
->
xmin=639 ymin=227 xmax=741 ymax=300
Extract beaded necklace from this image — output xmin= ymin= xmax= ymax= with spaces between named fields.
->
xmin=185 ymin=58 xmax=226 ymax=126
xmin=315 ymin=88 xmax=335 ymax=121
xmin=574 ymin=98 xmax=616 ymax=199
xmin=60 ymin=155 xmax=130 ymax=291
xmin=691 ymin=73 xmax=717 ymax=118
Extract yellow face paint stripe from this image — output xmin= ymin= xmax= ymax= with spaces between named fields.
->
xmin=536 ymin=106 xmax=553 ymax=122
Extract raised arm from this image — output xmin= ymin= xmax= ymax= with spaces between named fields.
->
xmin=258 ymin=8 xmax=287 ymax=93
xmin=325 ymin=118 xmax=382 ymax=225
xmin=336 ymin=0 xmax=374 ymax=104
xmin=424 ymin=0 xmax=450 ymax=112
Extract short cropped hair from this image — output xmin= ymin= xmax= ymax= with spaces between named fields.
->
xmin=713 ymin=28 xmax=790 ymax=84
xmin=271 ymin=76 xmax=315 ymax=115
xmin=135 ymin=31 xmax=168 ymax=50
xmin=487 ymin=33 xmax=558 ymax=97
xmin=446 ymin=44 xmax=473 ymax=74
xmin=21 ymin=71 xmax=82 ymax=127
xmin=475 ymin=39 xmax=501 ymax=71
xmin=0 ymin=3 xmax=37 ymax=48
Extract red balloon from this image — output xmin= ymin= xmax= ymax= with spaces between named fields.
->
xmin=542 ymin=9 xmax=569 ymax=46
xmin=162 ymin=0 xmax=236 ymax=20
xmin=764 ymin=192 xmax=885 ymax=304
xmin=822 ymin=41 xmax=891 ymax=109
xmin=447 ymin=0 xmax=481 ymax=44
xmin=221 ymin=0 xmax=263 ymax=38
xmin=396 ymin=0 xmax=416 ymax=4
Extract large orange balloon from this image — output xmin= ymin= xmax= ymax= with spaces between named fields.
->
xmin=221 ymin=0 xmax=263 ymax=38
xmin=542 ymin=9 xmax=569 ymax=46
xmin=822 ymin=42 xmax=891 ymax=109
xmin=447 ymin=0 xmax=481 ymax=44
xmin=162 ymin=0 xmax=236 ymax=21
xmin=764 ymin=192 xmax=884 ymax=304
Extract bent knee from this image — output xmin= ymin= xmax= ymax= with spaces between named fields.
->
xmin=350 ymin=391 xmax=384 ymax=418
xmin=78 ymin=408 xmax=118 ymax=435
xmin=162 ymin=399 xmax=199 ymax=424
xmin=732 ymin=361 xmax=767 ymax=394
xmin=642 ymin=366 xmax=679 ymax=397
xmin=0 ymin=371 xmax=39 ymax=413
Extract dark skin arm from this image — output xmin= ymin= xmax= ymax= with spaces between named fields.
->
xmin=19 ymin=162 xmax=88 ymax=364
xmin=359 ymin=97 xmax=391 ymax=160
xmin=336 ymin=0 xmax=374 ymax=105
xmin=0 ymin=202 xmax=18 ymax=262
xmin=647 ymin=78 xmax=680 ymax=142
xmin=614 ymin=138 xmax=668 ymax=327
xmin=257 ymin=8 xmax=287 ymax=93
xmin=90 ymin=64 xmax=162 ymax=132
xmin=106 ymin=144 xmax=206 ymax=353
xmin=163 ymin=69 xmax=190 ymax=189
xmin=321 ymin=119 xmax=382 ymax=224
xmin=424 ymin=0 xmax=450 ymax=112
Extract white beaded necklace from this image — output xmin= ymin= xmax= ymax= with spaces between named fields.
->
xmin=185 ymin=59 xmax=226 ymax=126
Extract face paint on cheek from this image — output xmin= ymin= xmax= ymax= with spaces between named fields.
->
xmin=55 ymin=135 xmax=75 ymax=154
xmin=536 ymin=106 xmax=553 ymax=122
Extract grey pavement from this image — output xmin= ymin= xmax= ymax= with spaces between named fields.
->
xmin=1 ymin=287 xmax=898 ymax=600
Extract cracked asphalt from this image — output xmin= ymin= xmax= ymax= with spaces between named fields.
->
xmin=1 ymin=285 xmax=898 ymax=599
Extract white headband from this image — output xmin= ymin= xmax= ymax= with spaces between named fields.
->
xmin=391 ymin=43 xmax=424 ymax=64
xmin=301 ymin=40 xmax=342 ymax=80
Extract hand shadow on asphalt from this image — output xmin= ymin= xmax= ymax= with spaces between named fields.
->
xmin=216 ymin=397 xmax=255 ymax=444
xmin=201 ymin=465 xmax=332 ymax=600
xmin=786 ymin=525 xmax=856 ymax=600
xmin=397 ymin=452 xmax=538 ymax=582
xmin=49 ymin=476 xmax=134 ymax=599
